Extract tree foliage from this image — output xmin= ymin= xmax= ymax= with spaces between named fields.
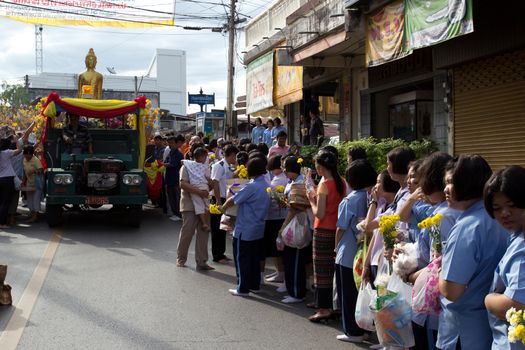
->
xmin=300 ymin=137 xmax=439 ymax=174
xmin=0 ymin=82 xmax=30 ymax=108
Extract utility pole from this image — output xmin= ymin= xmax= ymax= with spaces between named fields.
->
xmin=225 ymin=0 xmax=236 ymax=139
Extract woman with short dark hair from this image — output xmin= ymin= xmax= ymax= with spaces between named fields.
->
xmin=438 ymin=155 xmax=508 ymax=349
xmin=334 ymin=160 xmax=377 ymax=343
xmin=484 ymin=166 xmax=525 ymax=350
xmin=262 ymin=155 xmax=287 ymax=285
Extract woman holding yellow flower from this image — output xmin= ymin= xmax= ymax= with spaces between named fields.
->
xmin=483 ymin=166 xmax=525 ymax=350
xmin=262 ymin=155 xmax=288 ymax=284
xmin=277 ymin=156 xmax=311 ymax=303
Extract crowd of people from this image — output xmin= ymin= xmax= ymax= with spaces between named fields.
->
xmin=167 ymin=129 xmax=525 ymax=350
xmin=2 ymin=118 xmax=525 ymax=349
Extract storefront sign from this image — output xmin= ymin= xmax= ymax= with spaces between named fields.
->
xmin=365 ymin=0 xmax=411 ymax=67
xmin=246 ymin=52 xmax=274 ymax=114
xmin=274 ymin=65 xmax=303 ymax=108
xmin=405 ymin=0 xmax=473 ymax=50
xmin=0 ymin=0 xmax=175 ymax=27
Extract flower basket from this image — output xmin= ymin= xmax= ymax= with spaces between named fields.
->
xmin=225 ymin=178 xmax=250 ymax=216
xmin=289 ymin=183 xmax=310 ymax=207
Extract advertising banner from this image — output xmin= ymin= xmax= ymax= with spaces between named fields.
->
xmin=246 ymin=52 xmax=274 ymax=114
xmin=366 ymin=0 xmax=410 ymax=67
xmin=274 ymin=64 xmax=303 ymax=108
xmin=405 ymin=0 xmax=473 ymax=50
xmin=0 ymin=0 xmax=175 ymax=27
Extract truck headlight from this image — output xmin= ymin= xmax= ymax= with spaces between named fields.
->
xmin=53 ymin=174 xmax=74 ymax=185
xmin=123 ymin=174 xmax=142 ymax=185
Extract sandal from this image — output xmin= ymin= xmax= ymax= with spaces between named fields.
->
xmin=308 ymin=311 xmax=332 ymax=323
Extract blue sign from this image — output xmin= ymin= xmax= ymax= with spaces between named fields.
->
xmin=188 ymin=93 xmax=215 ymax=105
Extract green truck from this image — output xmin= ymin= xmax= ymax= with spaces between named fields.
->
xmin=42 ymin=93 xmax=149 ymax=227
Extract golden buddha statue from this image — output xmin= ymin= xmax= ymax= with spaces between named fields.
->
xmin=78 ymin=48 xmax=103 ymax=99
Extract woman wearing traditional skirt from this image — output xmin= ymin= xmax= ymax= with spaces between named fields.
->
xmin=307 ymin=151 xmax=346 ymax=322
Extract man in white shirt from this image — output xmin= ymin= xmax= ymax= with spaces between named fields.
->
xmin=210 ymin=145 xmax=239 ymax=263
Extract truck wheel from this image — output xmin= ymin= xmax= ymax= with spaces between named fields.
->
xmin=46 ymin=204 xmax=64 ymax=227
xmin=127 ymin=206 xmax=142 ymax=228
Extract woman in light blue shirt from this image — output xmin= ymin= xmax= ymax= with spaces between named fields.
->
xmin=438 ymin=155 xmax=508 ymax=350
xmin=263 ymin=119 xmax=274 ymax=147
xmin=271 ymin=117 xmax=286 ymax=144
xmin=400 ymin=152 xmax=461 ymax=350
xmin=334 ymin=159 xmax=377 ymax=343
xmin=222 ymin=157 xmax=270 ymax=297
xmin=250 ymin=117 xmax=266 ymax=144
xmin=484 ymin=166 xmax=525 ymax=350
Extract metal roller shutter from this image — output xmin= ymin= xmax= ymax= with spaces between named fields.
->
xmin=453 ymin=49 xmax=525 ymax=170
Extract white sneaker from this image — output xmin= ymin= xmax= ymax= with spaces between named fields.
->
xmin=169 ymin=216 xmax=181 ymax=222
xmin=266 ymin=273 xmax=284 ymax=283
xmin=265 ymin=271 xmax=278 ymax=279
xmin=228 ymin=288 xmax=249 ymax=297
xmin=369 ymin=344 xmax=384 ymax=349
xmin=336 ymin=334 xmax=369 ymax=343
xmin=281 ymin=296 xmax=303 ymax=304
xmin=276 ymin=283 xmax=287 ymax=293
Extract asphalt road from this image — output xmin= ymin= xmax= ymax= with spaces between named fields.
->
xmin=0 ymin=207 xmax=372 ymax=350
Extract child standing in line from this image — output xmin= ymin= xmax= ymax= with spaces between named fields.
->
xmin=182 ymin=147 xmax=211 ymax=231
xmin=335 ymin=159 xmax=377 ymax=343
xmin=222 ymin=157 xmax=270 ymax=296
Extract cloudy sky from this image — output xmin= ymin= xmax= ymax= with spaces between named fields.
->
xmin=0 ymin=0 xmax=270 ymax=113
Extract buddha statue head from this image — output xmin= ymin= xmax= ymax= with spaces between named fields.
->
xmin=85 ymin=48 xmax=97 ymax=69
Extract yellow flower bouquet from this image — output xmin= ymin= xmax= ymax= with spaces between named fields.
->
xmin=506 ymin=307 xmax=525 ymax=345
xmin=234 ymin=165 xmax=249 ymax=179
xmin=209 ymin=204 xmax=222 ymax=215
xmin=418 ymin=213 xmax=444 ymax=254
xmin=269 ymin=185 xmax=288 ymax=207
xmin=379 ymin=215 xmax=401 ymax=250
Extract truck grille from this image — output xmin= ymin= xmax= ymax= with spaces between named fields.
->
xmin=87 ymin=173 xmax=118 ymax=190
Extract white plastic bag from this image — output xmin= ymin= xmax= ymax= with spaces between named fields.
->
xmin=355 ymin=282 xmax=376 ymax=331
xmin=387 ymin=272 xmax=413 ymax=305
xmin=281 ymin=212 xmax=312 ymax=249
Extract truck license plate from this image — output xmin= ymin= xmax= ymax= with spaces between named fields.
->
xmin=85 ymin=196 xmax=109 ymax=205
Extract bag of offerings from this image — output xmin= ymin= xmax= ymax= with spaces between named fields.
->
xmin=280 ymin=211 xmax=312 ymax=249
xmin=371 ymin=292 xmax=415 ymax=348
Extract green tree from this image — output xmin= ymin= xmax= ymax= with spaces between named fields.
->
xmin=0 ymin=82 xmax=30 ymax=108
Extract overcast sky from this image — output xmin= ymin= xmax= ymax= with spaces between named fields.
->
xmin=0 ymin=0 xmax=270 ymax=113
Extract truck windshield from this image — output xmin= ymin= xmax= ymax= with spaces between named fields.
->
xmin=51 ymin=113 xmax=138 ymax=130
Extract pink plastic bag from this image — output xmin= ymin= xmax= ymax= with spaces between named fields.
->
xmin=412 ymin=257 xmax=441 ymax=315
